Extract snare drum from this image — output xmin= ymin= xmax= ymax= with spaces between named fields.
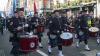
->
xmin=89 ymin=27 xmax=99 ymax=37
xmin=60 ymin=32 xmax=73 ymax=46
xmin=19 ymin=35 xmax=38 ymax=52
xmin=36 ymin=25 xmax=44 ymax=33
xmin=17 ymin=26 xmax=23 ymax=32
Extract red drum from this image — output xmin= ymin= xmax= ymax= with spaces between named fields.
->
xmin=60 ymin=32 xmax=73 ymax=46
xmin=68 ymin=26 xmax=75 ymax=32
xmin=89 ymin=27 xmax=99 ymax=37
xmin=36 ymin=25 xmax=44 ymax=32
xmin=19 ymin=35 xmax=38 ymax=52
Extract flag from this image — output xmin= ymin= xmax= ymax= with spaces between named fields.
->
xmin=34 ymin=0 xmax=37 ymax=13
xmin=43 ymin=0 xmax=47 ymax=15
xmin=43 ymin=0 xmax=47 ymax=8
xmin=13 ymin=0 xmax=16 ymax=12
xmin=25 ymin=0 xmax=27 ymax=8
xmin=25 ymin=0 xmax=27 ymax=15
xmin=16 ymin=0 xmax=20 ymax=8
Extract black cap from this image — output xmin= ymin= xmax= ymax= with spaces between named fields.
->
xmin=66 ymin=9 xmax=71 ymax=12
xmin=14 ymin=11 xmax=18 ymax=13
xmin=62 ymin=10 xmax=66 ymax=14
xmin=19 ymin=8 xmax=24 ymax=11
xmin=34 ymin=12 xmax=38 ymax=14
xmin=81 ymin=10 xmax=87 ymax=13
xmin=15 ymin=8 xmax=20 ymax=12
xmin=53 ymin=10 xmax=59 ymax=13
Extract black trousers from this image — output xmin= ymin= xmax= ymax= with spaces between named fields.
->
xmin=76 ymin=28 xmax=88 ymax=45
xmin=37 ymin=32 xmax=43 ymax=42
xmin=79 ymin=39 xmax=88 ymax=44
xmin=48 ymin=32 xmax=62 ymax=50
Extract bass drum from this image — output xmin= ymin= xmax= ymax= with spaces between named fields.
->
xmin=19 ymin=35 xmax=38 ymax=52
xmin=89 ymin=27 xmax=99 ymax=37
xmin=68 ymin=26 xmax=75 ymax=33
xmin=60 ymin=32 xmax=73 ymax=46
xmin=36 ymin=25 xmax=44 ymax=33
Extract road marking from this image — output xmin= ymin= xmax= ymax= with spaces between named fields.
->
xmin=80 ymin=49 xmax=98 ymax=56
xmin=36 ymin=50 xmax=48 ymax=56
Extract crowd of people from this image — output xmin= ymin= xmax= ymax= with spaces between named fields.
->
xmin=0 ymin=8 xmax=100 ymax=56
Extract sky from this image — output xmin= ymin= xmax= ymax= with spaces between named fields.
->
xmin=0 ymin=0 xmax=8 ymax=11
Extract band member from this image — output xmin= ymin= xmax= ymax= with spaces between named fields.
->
xmin=10 ymin=8 xmax=29 ymax=56
xmin=47 ymin=11 xmax=67 ymax=56
xmin=75 ymin=10 xmax=91 ymax=51
xmin=9 ymin=11 xmax=19 ymax=42
xmin=0 ymin=16 xmax=3 ymax=35
xmin=30 ymin=12 xmax=43 ymax=48
xmin=61 ymin=11 xmax=70 ymax=29
xmin=74 ymin=12 xmax=82 ymax=39
xmin=87 ymin=12 xmax=94 ymax=28
xmin=97 ymin=19 xmax=100 ymax=44
xmin=95 ymin=17 xmax=100 ymax=45
xmin=9 ymin=10 xmax=20 ymax=56
xmin=17 ymin=8 xmax=30 ymax=33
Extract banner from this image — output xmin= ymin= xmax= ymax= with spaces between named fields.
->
xmin=34 ymin=0 xmax=37 ymax=13
xmin=16 ymin=0 xmax=20 ymax=8
xmin=25 ymin=0 xmax=27 ymax=15
xmin=13 ymin=0 xmax=16 ymax=12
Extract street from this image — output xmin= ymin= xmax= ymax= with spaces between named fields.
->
xmin=0 ymin=29 xmax=100 ymax=56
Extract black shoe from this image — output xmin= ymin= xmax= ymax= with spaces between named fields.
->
xmin=39 ymin=46 xmax=43 ymax=48
xmin=97 ymin=43 xmax=100 ymax=46
xmin=48 ymin=51 xmax=51 ymax=55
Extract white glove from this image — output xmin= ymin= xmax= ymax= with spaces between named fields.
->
xmin=57 ymin=31 xmax=60 ymax=33
xmin=17 ymin=27 xmax=22 ymax=30
xmin=24 ymin=24 xmax=29 ymax=27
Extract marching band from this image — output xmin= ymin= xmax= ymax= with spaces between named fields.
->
xmin=6 ymin=8 xmax=100 ymax=56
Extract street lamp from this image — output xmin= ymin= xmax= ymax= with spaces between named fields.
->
xmin=96 ymin=0 xmax=98 ymax=17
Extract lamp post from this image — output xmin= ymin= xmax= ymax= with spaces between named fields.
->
xmin=96 ymin=0 xmax=98 ymax=17
xmin=43 ymin=0 xmax=46 ymax=16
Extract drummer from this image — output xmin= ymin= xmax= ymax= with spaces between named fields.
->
xmin=30 ymin=12 xmax=43 ymax=48
xmin=0 ymin=16 xmax=3 ymax=35
xmin=61 ymin=11 xmax=70 ymax=30
xmin=9 ymin=10 xmax=21 ymax=56
xmin=99 ymin=18 xmax=100 ymax=40
xmin=75 ymin=10 xmax=91 ymax=51
xmin=47 ymin=11 xmax=67 ymax=56
xmin=9 ymin=9 xmax=23 ymax=42
xmin=96 ymin=17 xmax=100 ymax=44
xmin=10 ymin=8 xmax=30 ymax=55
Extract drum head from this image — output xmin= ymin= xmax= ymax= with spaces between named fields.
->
xmin=89 ymin=27 xmax=99 ymax=32
xmin=60 ymin=32 xmax=73 ymax=39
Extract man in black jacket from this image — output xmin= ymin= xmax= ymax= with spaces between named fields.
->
xmin=10 ymin=8 xmax=29 ymax=56
xmin=48 ymin=11 xmax=67 ymax=56
xmin=0 ymin=16 xmax=3 ymax=35
xmin=75 ymin=10 xmax=90 ymax=51
xmin=30 ymin=12 xmax=43 ymax=48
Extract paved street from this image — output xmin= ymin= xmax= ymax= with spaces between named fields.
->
xmin=0 ymin=29 xmax=100 ymax=56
